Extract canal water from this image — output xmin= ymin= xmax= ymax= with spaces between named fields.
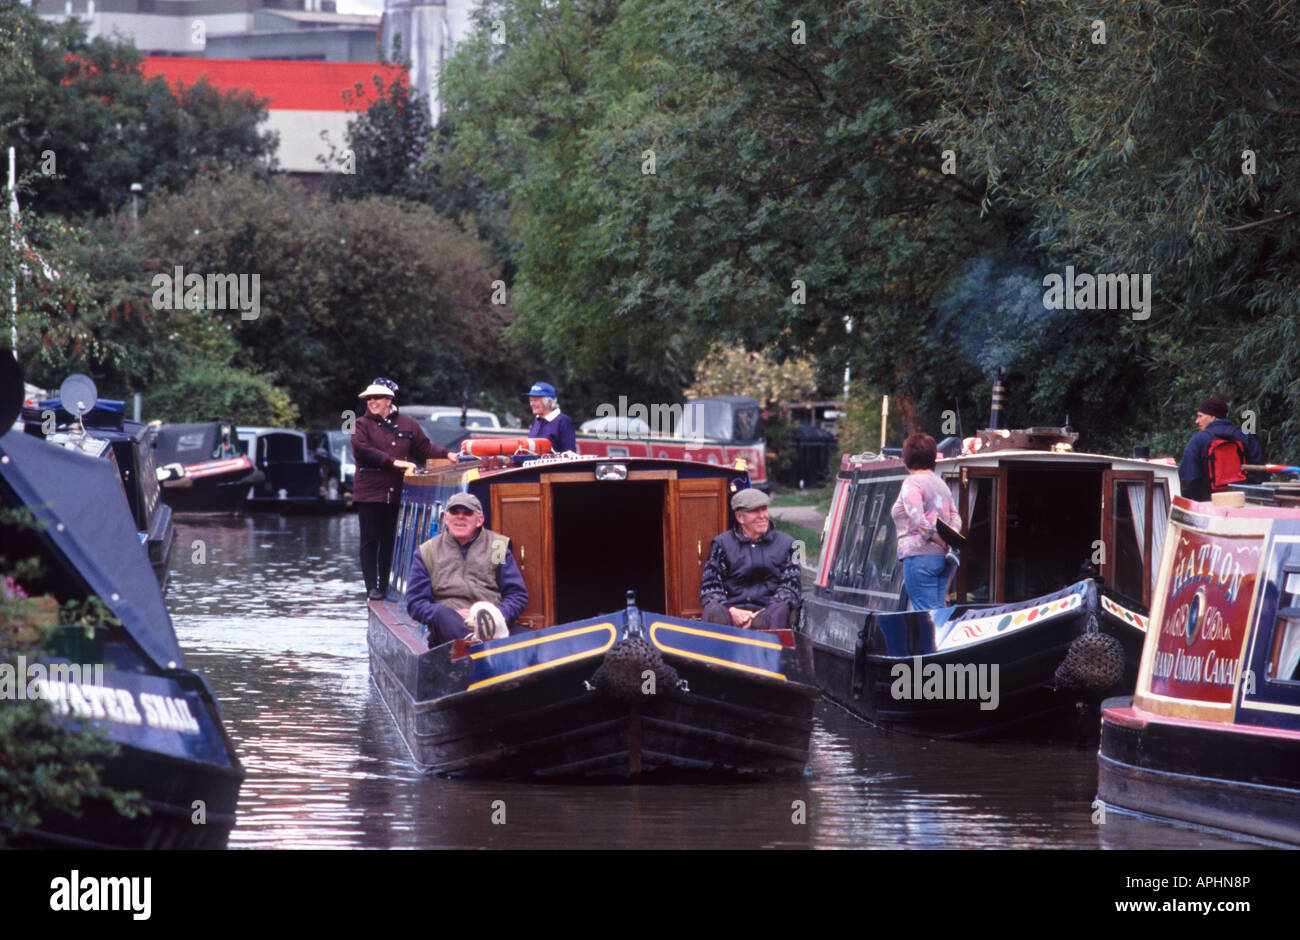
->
xmin=169 ymin=515 xmax=1262 ymax=850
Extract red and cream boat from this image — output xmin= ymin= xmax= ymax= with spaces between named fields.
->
xmin=1097 ymin=489 xmax=1300 ymax=844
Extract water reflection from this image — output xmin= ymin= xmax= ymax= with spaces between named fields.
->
xmin=167 ymin=516 xmax=1262 ymax=850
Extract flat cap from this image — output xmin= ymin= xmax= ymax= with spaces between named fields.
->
xmin=445 ymin=492 xmax=483 ymax=513
xmin=731 ymin=488 xmax=770 ymax=511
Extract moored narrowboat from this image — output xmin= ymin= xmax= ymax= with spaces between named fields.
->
xmin=801 ymin=427 xmax=1178 ymax=738
xmin=21 ymin=377 xmax=175 ymax=587
xmin=1097 ymin=489 xmax=1300 ymax=845
xmin=236 ymin=426 xmax=348 ymax=513
xmin=368 ymin=450 xmax=817 ymax=777
xmin=154 ymin=421 xmax=257 ymax=514
xmin=1 ymin=424 xmax=244 ymax=849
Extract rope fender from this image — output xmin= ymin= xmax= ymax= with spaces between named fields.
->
xmin=1053 ymin=614 xmax=1125 ymax=690
xmin=589 ymin=636 xmax=682 ymax=704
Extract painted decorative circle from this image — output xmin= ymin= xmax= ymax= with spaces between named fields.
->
xmin=1186 ymin=587 xmax=1205 ymax=645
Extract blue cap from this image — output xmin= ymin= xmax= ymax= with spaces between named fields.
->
xmin=523 ymin=381 xmax=556 ymax=398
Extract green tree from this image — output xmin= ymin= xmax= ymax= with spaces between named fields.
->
xmin=888 ymin=0 xmax=1300 ymax=456
xmin=440 ymin=0 xmax=1020 ymax=431
xmin=136 ymin=174 xmax=522 ymax=425
xmin=0 ymin=3 xmax=275 ymax=218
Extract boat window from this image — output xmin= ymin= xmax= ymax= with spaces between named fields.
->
xmin=1112 ymin=480 xmax=1147 ymax=602
xmin=1267 ymin=570 xmax=1300 ymax=682
xmin=1149 ymin=483 xmax=1169 ymax=597
xmin=1268 ymin=619 xmax=1300 ymax=682
xmin=831 ymin=481 xmax=901 ymax=591
xmin=962 ymin=476 xmax=996 ymax=603
xmin=865 ymin=507 xmax=899 ymax=588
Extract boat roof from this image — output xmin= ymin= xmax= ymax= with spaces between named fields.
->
xmin=841 ymin=448 xmax=1179 ymax=477
xmin=0 ymin=429 xmax=184 ymax=671
xmin=154 ymin=422 xmax=225 ymax=464
xmin=237 ymin=426 xmax=306 ymax=438
xmin=408 ymin=452 xmax=752 ymax=489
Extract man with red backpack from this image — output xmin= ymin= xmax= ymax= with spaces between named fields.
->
xmin=1179 ymin=396 xmax=1265 ymax=501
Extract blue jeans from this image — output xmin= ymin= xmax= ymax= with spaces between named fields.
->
xmin=902 ymin=554 xmax=955 ymax=610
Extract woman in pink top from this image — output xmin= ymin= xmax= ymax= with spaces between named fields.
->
xmin=891 ymin=433 xmax=962 ymax=609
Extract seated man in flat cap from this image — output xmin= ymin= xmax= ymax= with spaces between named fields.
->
xmin=699 ymin=488 xmax=802 ymax=630
xmin=407 ymin=492 xmax=529 ymax=648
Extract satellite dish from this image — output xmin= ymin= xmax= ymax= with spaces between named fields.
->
xmin=0 ymin=352 xmax=22 ymax=436
xmin=58 ymin=373 xmax=98 ymax=419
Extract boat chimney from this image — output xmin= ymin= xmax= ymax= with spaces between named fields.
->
xmin=989 ymin=367 xmax=1006 ymax=430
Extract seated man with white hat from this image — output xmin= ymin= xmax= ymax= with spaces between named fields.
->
xmin=406 ymin=492 xmax=529 ymax=648
xmin=699 ymin=488 xmax=802 ymax=630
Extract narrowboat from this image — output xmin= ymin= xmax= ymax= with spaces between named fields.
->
xmin=367 ymin=446 xmax=818 ymax=778
xmin=235 ymin=426 xmax=348 ymax=513
xmin=21 ymin=376 xmax=175 ymax=587
xmin=153 ymin=421 xmax=257 ymax=514
xmin=1097 ymin=488 xmax=1300 ymax=845
xmin=801 ymin=427 xmax=1180 ymax=738
xmin=1 ymin=421 xmax=244 ymax=849
xmin=445 ymin=396 xmax=771 ymax=490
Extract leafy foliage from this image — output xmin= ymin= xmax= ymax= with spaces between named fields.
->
xmin=685 ymin=344 xmax=820 ymax=407
xmin=0 ymin=4 xmax=275 ymax=218
xmin=136 ymin=174 xmax=521 ymax=425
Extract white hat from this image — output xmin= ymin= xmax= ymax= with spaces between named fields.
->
xmin=359 ymin=377 xmax=399 ymax=398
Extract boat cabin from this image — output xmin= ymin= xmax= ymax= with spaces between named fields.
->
xmin=22 ymin=396 xmax=173 ymax=583
xmin=816 ymin=431 xmax=1182 ymax=612
xmin=388 ymin=454 xmax=751 ymax=629
xmin=236 ymin=426 xmax=338 ymax=509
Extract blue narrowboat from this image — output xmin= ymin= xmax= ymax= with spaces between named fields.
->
xmin=236 ymin=426 xmax=348 ymax=513
xmin=801 ymin=427 xmax=1181 ymax=738
xmin=21 ymin=379 xmax=175 ymax=587
xmin=367 ymin=448 xmax=817 ymax=778
xmin=1 ymin=421 xmax=244 ymax=849
xmin=1097 ymin=488 xmax=1300 ymax=845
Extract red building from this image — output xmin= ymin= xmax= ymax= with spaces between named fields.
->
xmin=141 ymin=57 xmax=408 ymax=175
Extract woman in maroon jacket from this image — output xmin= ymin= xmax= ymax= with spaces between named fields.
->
xmin=351 ymin=377 xmax=450 ymax=599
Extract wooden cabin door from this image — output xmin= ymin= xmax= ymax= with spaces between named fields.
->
xmin=1100 ymin=469 xmax=1155 ymax=605
xmin=956 ymin=467 xmax=1005 ymax=603
xmin=667 ymin=476 xmax=730 ymax=618
xmin=491 ymin=481 xmax=553 ymax=629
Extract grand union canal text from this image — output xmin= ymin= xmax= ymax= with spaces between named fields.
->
xmin=1153 ymin=600 xmax=1239 ymax=687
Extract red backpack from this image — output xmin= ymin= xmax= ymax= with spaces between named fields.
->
xmin=1207 ymin=435 xmax=1247 ymax=491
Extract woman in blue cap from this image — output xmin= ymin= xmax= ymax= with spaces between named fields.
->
xmin=524 ymin=381 xmax=577 ymax=453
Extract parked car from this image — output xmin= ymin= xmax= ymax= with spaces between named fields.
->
xmin=400 ymin=404 xmax=501 ymax=430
